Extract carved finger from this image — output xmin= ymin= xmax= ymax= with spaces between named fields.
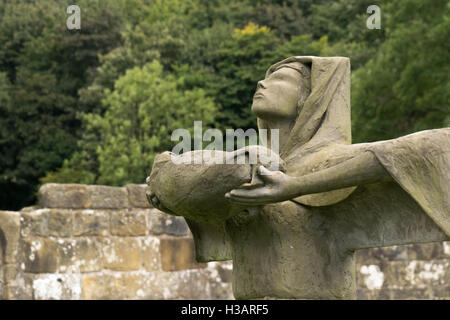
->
xmin=235 ymin=182 xmax=263 ymax=190
xmin=228 ymin=188 xmax=271 ymax=199
xmin=225 ymin=195 xmax=271 ymax=205
xmin=250 ymin=166 xmax=265 ymax=186
xmin=256 ymin=166 xmax=277 ymax=183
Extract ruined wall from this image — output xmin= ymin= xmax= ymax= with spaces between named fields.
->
xmin=356 ymin=242 xmax=449 ymax=299
xmin=0 ymin=183 xmax=448 ymax=299
xmin=0 ymin=210 xmax=20 ymax=300
xmin=0 ymin=184 xmax=232 ymax=300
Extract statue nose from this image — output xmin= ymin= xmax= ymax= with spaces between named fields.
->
xmin=257 ymin=80 xmax=266 ymax=90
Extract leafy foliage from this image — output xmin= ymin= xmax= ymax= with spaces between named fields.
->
xmin=351 ymin=0 xmax=450 ymax=142
xmin=1 ymin=0 xmax=448 ymax=209
xmin=0 ymin=0 xmax=123 ymax=209
xmin=47 ymin=61 xmax=217 ymax=186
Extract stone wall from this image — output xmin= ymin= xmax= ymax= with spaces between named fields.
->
xmin=0 ymin=210 xmax=21 ymax=299
xmin=0 ymin=183 xmax=448 ymax=299
xmin=356 ymin=242 xmax=449 ymax=299
xmin=0 ymin=184 xmax=233 ymax=300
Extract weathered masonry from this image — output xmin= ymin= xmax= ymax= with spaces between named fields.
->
xmin=0 ymin=184 xmax=448 ymax=299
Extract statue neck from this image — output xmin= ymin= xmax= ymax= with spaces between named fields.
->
xmin=262 ymin=118 xmax=295 ymax=152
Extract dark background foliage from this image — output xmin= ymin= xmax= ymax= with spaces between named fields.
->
xmin=0 ymin=0 xmax=448 ymax=210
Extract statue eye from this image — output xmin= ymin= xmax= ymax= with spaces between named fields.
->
xmin=270 ymin=74 xmax=283 ymax=81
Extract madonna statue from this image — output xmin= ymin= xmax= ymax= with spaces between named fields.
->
xmin=147 ymin=56 xmax=450 ymax=299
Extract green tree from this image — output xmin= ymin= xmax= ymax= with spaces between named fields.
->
xmin=44 ymin=61 xmax=217 ymax=186
xmin=351 ymin=0 xmax=450 ymax=142
xmin=0 ymin=0 xmax=123 ymax=209
xmin=3 ymin=0 xmax=448 ymax=210
xmin=212 ymin=23 xmax=280 ymax=130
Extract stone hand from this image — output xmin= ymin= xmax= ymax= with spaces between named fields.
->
xmin=225 ymin=165 xmax=297 ymax=206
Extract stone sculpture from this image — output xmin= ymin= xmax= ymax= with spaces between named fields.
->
xmin=147 ymin=56 xmax=450 ymax=299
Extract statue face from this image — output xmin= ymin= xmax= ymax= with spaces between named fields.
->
xmin=251 ymin=67 xmax=302 ymax=120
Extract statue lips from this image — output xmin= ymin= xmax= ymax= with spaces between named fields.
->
xmin=253 ymin=91 xmax=264 ymax=99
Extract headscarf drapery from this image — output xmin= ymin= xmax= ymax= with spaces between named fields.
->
xmin=259 ymin=56 xmax=357 ymax=206
xmin=368 ymin=128 xmax=450 ymax=237
xmin=259 ymin=57 xmax=450 ymax=235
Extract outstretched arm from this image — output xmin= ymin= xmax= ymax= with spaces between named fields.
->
xmin=226 ymin=151 xmax=391 ymax=205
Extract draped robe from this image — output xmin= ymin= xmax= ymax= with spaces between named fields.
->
xmin=148 ymin=57 xmax=450 ymax=299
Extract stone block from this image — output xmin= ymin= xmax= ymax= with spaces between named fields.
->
xmin=20 ymin=209 xmax=49 ymax=238
xmin=117 ymin=270 xmax=232 ymax=300
xmin=215 ymin=262 xmax=233 ymax=283
xmin=82 ymin=271 xmax=171 ymax=300
xmin=356 ymin=288 xmax=392 ymax=300
xmin=203 ymin=262 xmax=234 ymax=299
xmin=356 ymin=245 xmax=408 ymax=265
xmin=73 ymin=237 xmax=103 ymax=273
xmin=22 ymin=237 xmax=103 ymax=274
xmin=3 ymin=263 xmax=19 ymax=282
xmin=107 ymin=271 xmax=169 ymax=299
xmin=102 ymin=237 xmax=141 ymax=271
xmin=20 ymin=206 xmax=39 ymax=212
xmin=55 ymin=239 xmax=76 ymax=272
xmin=433 ymin=285 xmax=450 ymax=299
xmin=32 ymin=273 xmax=82 ymax=300
xmin=383 ymin=260 xmax=449 ymax=288
xmin=148 ymin=209 xmax=189 ymax=236
xmin=406 ymin=242 xmax=446 ymax=260
xmin=114 ymin=271 xmax=170 ymax=299
xmin=38 ymin=184 xmax=91 ymax=208
xmin=208 ymin=280 xmax=234 ymax=300
xmin=5 ymin=273 xmax=34 ymax=300
xmin=163 ymin=270 xmax=219 ymax=299
xmin=88 ymin=185 xmax=129 ymax=209
xmin=444 ymin=242 xmax=450 ymax=256
xmin=110 ymin=209 xmax=147 ymax=236
xmin=126 ymin=184 xmax=152 ymax=208
xmin=73 ymin=210 xmax=109 ymax=236
xmin=0 ymin=268 xmax=3 ymax=299
xmin=388 ymin=288 xmax=430 ymax=300
xmin=47 ymin=209 xmax=73 ymax=237
xmin=141 ymin=237 xmax=161 ymax=271
xmin=120 ymin=272 xmax=155 ymax=299
xmin=355 ymin=288 xmax=370 ymax=300
xmin=358 ymin=285 xmax=449 ymax=300
xmin=82 ymin=271 xmax=201 ymax=300
xmin=22 ymin=238 xmax=59 ymax=273
xmin=160 ymin=237 xmax=206 ymax=271
xmin=0 ymin=210 xmax=21 ymax=264
xmin=82 ymin=274 xmax=123 ymax=300
xmin=357 ymin=263 xmax=386 ymax=289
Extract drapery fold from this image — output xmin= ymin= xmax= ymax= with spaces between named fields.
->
xmin=368 ymin=128 xmax=450 ymax=237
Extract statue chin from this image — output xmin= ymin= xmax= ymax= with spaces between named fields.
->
xmin=251 ymin=99 xmax=273 ymax=119
xmin=252 ymin=101 xmax=296 ymax=121
xmin=252 ymin=104 xmax=275 ymax=120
